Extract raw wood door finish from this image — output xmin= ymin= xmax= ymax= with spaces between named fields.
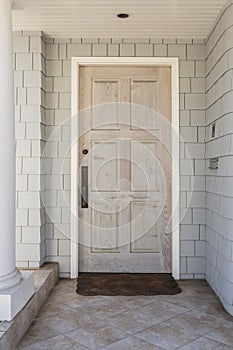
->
xmin=78 ymin=66 xmax=172 ymax=273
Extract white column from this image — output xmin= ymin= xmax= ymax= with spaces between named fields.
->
xmin=0 ymin=0 xmax=22 ymax=290
xmin=0 ymin=0 xmax=34 ymax=321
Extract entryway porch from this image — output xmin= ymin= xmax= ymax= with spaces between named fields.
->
xmin=1 ymin=0 xmax=233 ymax=348
xmin=18 ymin=278 xmax=233 ymax=349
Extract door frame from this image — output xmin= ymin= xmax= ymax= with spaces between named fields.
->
xmin=71 ymin=57 xmax=179 ymax=279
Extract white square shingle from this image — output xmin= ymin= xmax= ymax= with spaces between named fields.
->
xmin=180 ymin=61 xmax=195 ymax=77
xmin=185 ymin=94 xmax=205 ymax=110
xmin=181 ymin=225 xmax=200 ymax=240
xmin=67 ymin=44 xmax=91 ymax=58
xmin=195 ymin=61 xmax=205 ymax=77
xmin=16 ymin=140 xmax=31 ymax=157
xmin=107 ymin=44 xmax=119 ymax=57
xmin=120 ymin=44 xmax=135 ymax=56
xmin=180 ymin=127 xmax=197 ymax=143
xmin=46 ymin=44 xmax=59 ymax=59
xmin=59 ymin=240 xmax=71 ymax=256
xmin=21 ymin=106 xmax=41 ymax=122
xmin=14 ymin=71 xmax=23 ymax=88
xmin=46 ymin=239 xmax=58 ymax=256
xmin=154 ymin=44 xmax=167 ymax=57
xmin=13 ymin=36 xmax=29 ymax=53
xmin=168 ymin=44 xmax=186 ymax=59
xmin=17 ymin=88 xmax=27 ymax=105
xmin=62 ymin=61 xmax=71 ymax=76
xmin=24 ymin=71 xmax=42 ymax=87
xmin=18 ymin=192 xmax=41 ymax=209
xmin=180 ymin=78 xmax=191 ymax=93
xmin=27 ymin=88 xmax=42 ymax=105
xmin=22 ymin=227 xmax=41 ymax=244
xmin=46 ymin=60 xmax=62 ymax=76
xmin=187 ymin=45 xmax=205 ymax=60
xmin=187 ymin=257 xmax=205 ymax=274
xmin=181 ymin=241 xmax=195 ymax=256
xmin=16 ymin=53 xmax=32 ymax=70
xmin=26 ymin=122 xmax=41 ymax=139
xmin=191 ymin=78 xmax=205 ymax=93
xmin=15 ymin=122 xmax=26 ymax=139
xmin=59 ymin=44 xmax=67 ymax=60
xmin=53 ymin=77 xmax=71 ymax=93
xmin=23 ymin=158 xmax=41 ymax=174
xmin=30 ymin=36 xmax=42 ymax=53
xmin=136 ymin=44 xmax=153 ymax=57
xmin=92 ymin=44 xmax=107 ymax=56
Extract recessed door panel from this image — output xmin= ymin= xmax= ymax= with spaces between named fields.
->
xmin=92 ymin=80 xmax=119 ymax=129
xmin=131 ymin=79 xmax=158 ymax=129
xmin=131 ymin=141 xmax=160 ymax=191
xmin=91 ymin=202 xmax=120 ymax=253
xmin=91 ymin=141 xmax=118 ymax=191
xmin=130 ymin=201 xmax=160 ymax=253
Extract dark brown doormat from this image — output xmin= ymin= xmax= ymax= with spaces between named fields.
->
xmin=76 ymin=273 xmax=181 ymax=296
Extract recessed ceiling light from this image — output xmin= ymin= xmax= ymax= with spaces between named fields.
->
xmin=117 ymin=13 xmax=129 ymax=19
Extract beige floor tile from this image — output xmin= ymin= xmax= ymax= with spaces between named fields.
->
xmin=197 ymin=303 xmax=233 ymax=323
xmin=17 ymin=321 xmax=60 ymax=348
xmin=137 ymin=300 xmax=188 ymax=322
xmin=101 ymin=336 xmax=164 ymax=349
xmin=179 ymin=336 xmax=233 ymax=349
xmin=178 ymin=280 xmax=210 ymax=289
xmin=65 ymin=321 xmax=127 ymax=349
xmin=37 ymin=298 xmax=73 ymax=318
xmin=161 ymin=293 xmax=219 ymax=310
xmin=205 ymin=323 xmax=233 ymax=347
xmin=104 ymin=309 xmax=159 ymax=334
xmin=38 ymin=334 xmax=89 ymax=350
xmin=18 ymin=334 xmax=89 ymax=350
xmin=75 ymin=299 xmax=127 ymax=320
xmin=17 ymin=341 xmax=45 ymax=349
xmin=52 ymin=279 xmax=76 ymax=296
xmin=136 ymin=321 xmax=200 ymax=350
xmin=62 ymin=293 xmax=104 ymax=309
xmin=167 ymin=310 xmax=225 ymax=335
xmin=110 ymin=295 xmax=156 ymax=309
xmin=36 ymin=309 xmax=97 ymax=334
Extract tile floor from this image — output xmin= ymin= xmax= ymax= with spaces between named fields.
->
xmin=17 ymin=279 xmax=233 ymax=350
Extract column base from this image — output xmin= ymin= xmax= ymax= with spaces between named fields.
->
xmin=0 ymin=271 xmax=34 ymax=321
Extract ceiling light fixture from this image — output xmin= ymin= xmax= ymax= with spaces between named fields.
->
xmin=117 ymin=13 xmax=129 ymax=19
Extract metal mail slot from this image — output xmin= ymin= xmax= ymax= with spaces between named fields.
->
xmin=81 ymin=166 xmax=88 ymax=208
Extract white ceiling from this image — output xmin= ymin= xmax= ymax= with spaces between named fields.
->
xmin=12 ymin=0 xmax=227 ymax=39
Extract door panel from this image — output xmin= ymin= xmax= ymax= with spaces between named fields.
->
xmin=92 ymin=79 xmax=119 ymax=129
xmin=131 ymin=141 xmax=160 ymax=191
xmin=130 ymin=201 xmax=160 ymax=253
xmin=91 ymin=202 xmax=120 ymax=252
xmin=91 ymin=141 xmax=119 ymax=191
xmin=131 ymin=79 xmax=158 ymax=129
xmin=78 ymin=66 xmax=172 ymax=273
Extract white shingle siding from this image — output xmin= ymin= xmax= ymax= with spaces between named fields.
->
xmin=14 ymin=33 xmax=206 ymax=278
xmin=14 ymin=32 xmax=46 ymax=269
xmin=205 ymin=2 xmax=233 ymax=315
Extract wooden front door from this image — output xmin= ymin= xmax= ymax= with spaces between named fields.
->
xmin=78 ymin=66 xmax=172 ymax=273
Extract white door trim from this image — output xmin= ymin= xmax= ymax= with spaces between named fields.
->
xmin=71 ymin=57 xmax=180 ymax=279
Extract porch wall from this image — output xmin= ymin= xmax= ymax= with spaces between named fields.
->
xmin=205 ymin=1 xmax=233 ymax=315
xmin=13 ymin=31 xmax=47 ymax=268
xmin=13 ymin=34 xmax=206 ymax=278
